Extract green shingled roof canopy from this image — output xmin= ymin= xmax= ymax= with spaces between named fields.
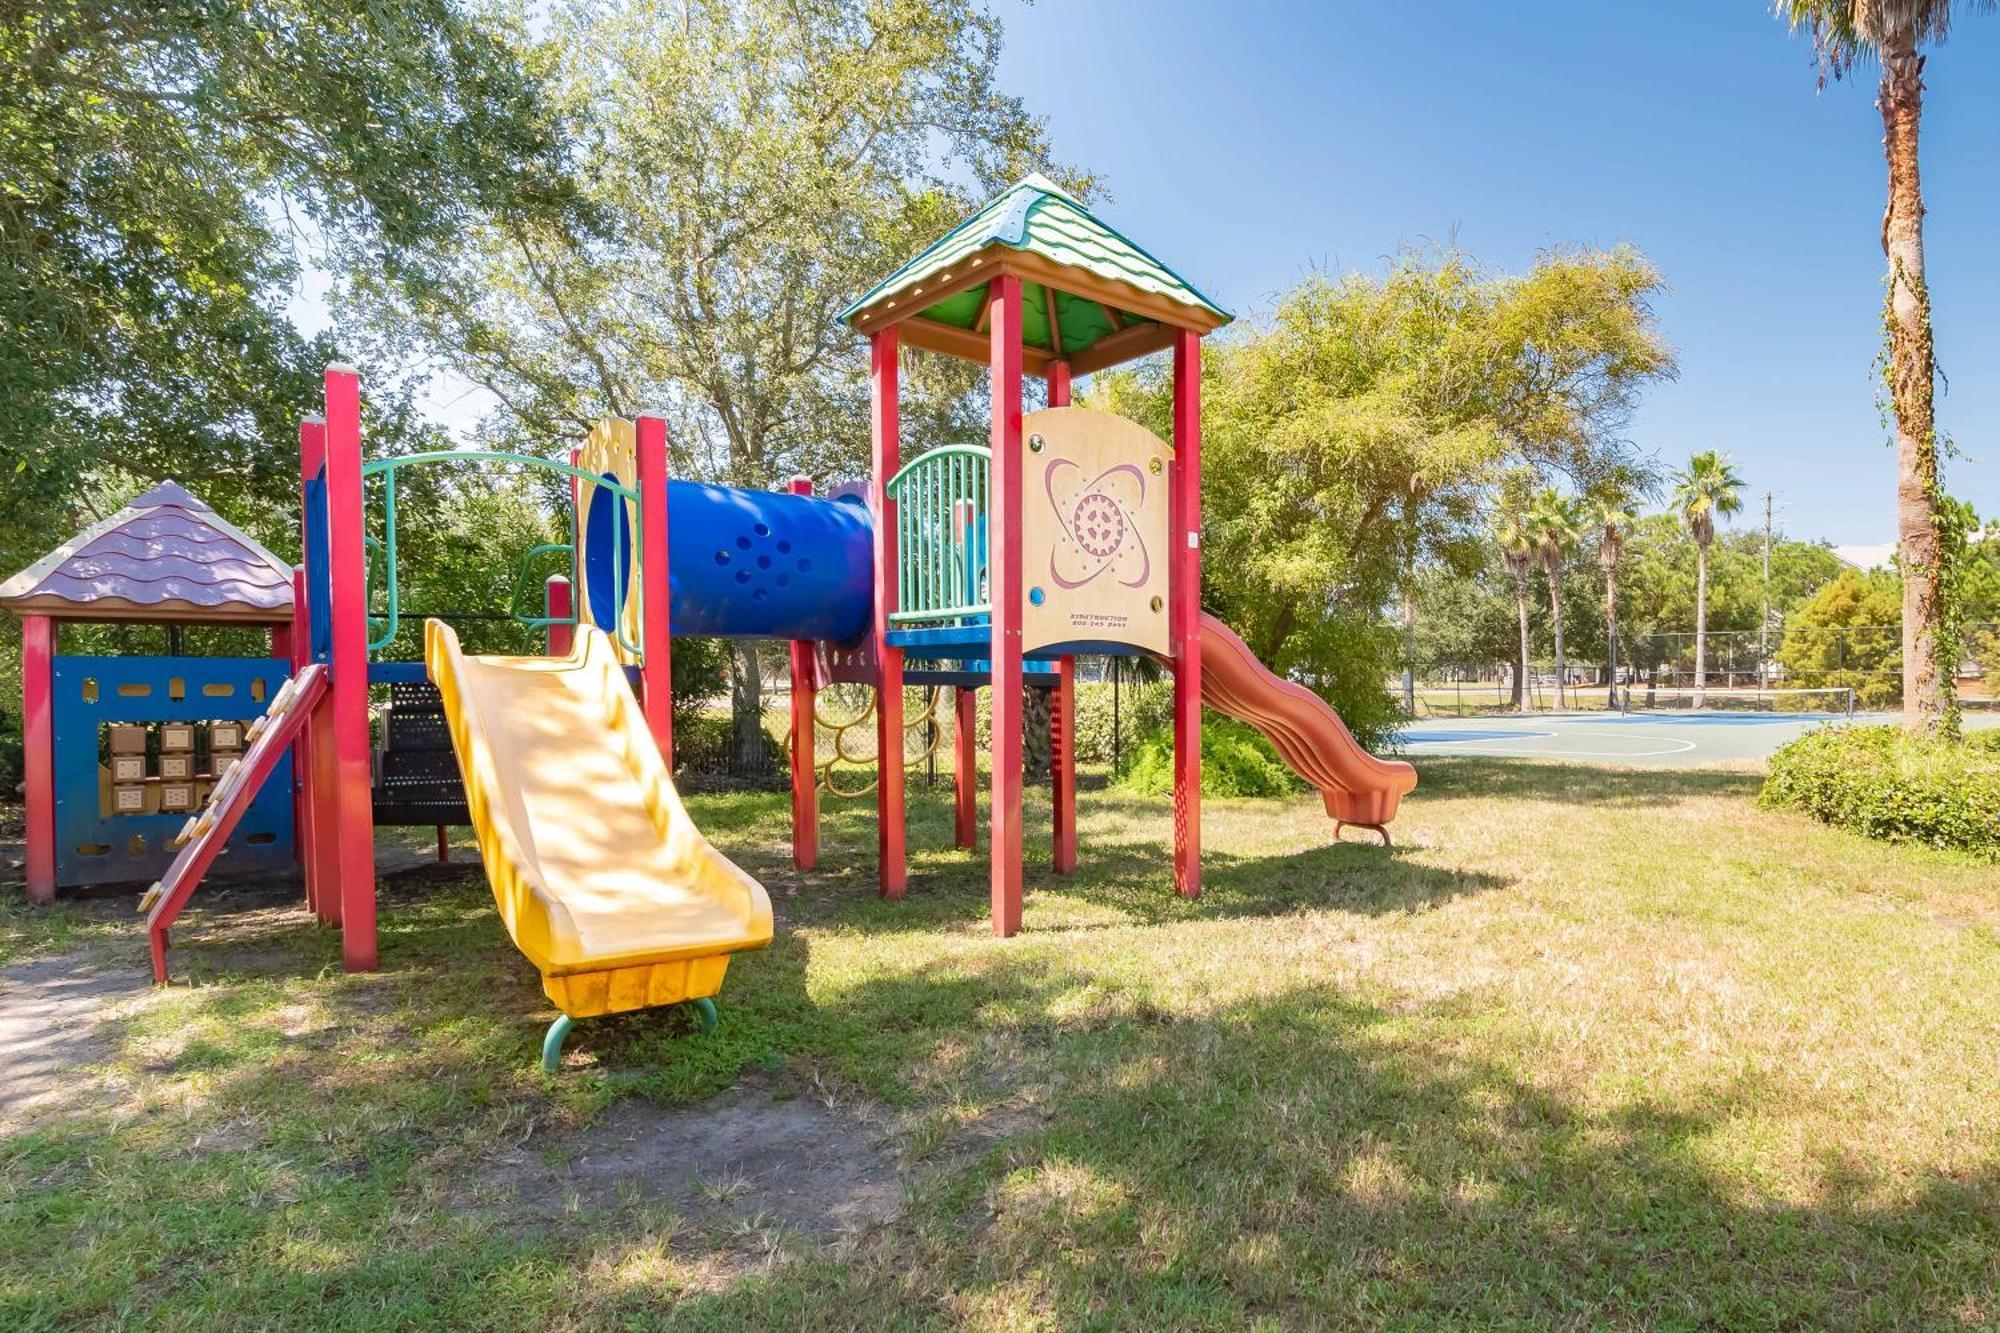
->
xmin=841 ymin=175 xmax=1231 ymax=374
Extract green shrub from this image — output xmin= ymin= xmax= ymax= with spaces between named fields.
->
xmin=1070 ymin=679 xmax=1173 ymax=764
xmin=1113 ymin=717 xmax=1307 ymax=799
xmin=1760 ymin=725 xmax=2000 ymax=860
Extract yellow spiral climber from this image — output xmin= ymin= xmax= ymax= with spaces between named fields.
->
xmin=805 ymin=684 xmax=945 ymax=797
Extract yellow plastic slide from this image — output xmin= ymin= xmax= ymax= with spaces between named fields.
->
xmin=425 ymin=620 xmax=772 ymax=1069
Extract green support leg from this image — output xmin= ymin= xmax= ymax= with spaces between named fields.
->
xmin=690 ymin=997 xmax=717 ymax=1034
xmin=541 ymin=1014 xmax=575 ymax=1072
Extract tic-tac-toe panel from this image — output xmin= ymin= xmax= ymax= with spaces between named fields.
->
xmin=50 ymin=655 xmax=294 ymax=888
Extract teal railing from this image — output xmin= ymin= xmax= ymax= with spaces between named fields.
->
xmin=358 ymin=451 xmax=641 ymax=656
xmin=885 ymin=445 xmax=990 ymax=624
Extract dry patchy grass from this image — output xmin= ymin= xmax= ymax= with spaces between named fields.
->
xmin=1 ymin=758 xmax=1996 ymax=1329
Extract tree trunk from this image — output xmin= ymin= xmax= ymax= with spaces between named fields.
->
xmin=1401 ymin=584 xmax=1417 ymax=715
xmin=1879 ymin=35 xmax=1946 ymax=734
xmin=730 ymin=644 xmax=767 ymax=771
xmin=1694 ymin=544 xmax=1708 ymax=708
xmin=1604 ymin=566 xmax=1619 ymax=709
xmin=1023 ymin=683 xmax=1052 ymax=783
xmin=1515 ymin=576 xmax=1534 ymax=715
xmin=1547 ymin=572 xmax=1566 ymax=710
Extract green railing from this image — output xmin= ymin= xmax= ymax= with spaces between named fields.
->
xmin=511 ymin=542 xmax=575 ymax=629
xmin=885 ymin=445 xmax=990 ymax=624
xmin=358 ymin=450 xmax=641 ymax=656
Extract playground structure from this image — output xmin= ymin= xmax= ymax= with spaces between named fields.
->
xmin=9 ymin=174 xmax=1415 ymax=1063
xmin=3 ymin=483 xmax=299 ymax=899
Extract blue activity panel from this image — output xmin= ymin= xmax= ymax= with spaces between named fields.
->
xmin=50 ymin=655 xmax=295 ymax=888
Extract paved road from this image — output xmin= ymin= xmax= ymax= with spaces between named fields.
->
xmin=1398 ymin=711 xmax=1999 ymax=767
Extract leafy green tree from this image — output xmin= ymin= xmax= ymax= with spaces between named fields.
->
xmin=1777 ymin=568 xmax=1904 ymax=708
xmin=1670 ymin=451 xmax=1746 ymax=705
xmin=1779 ymin=0 xmax=1994 ymax=733
xmin=1104 ymin=247 xmax=1674 ymax=738
xmin=1528 ymin=488 xmax=1583 ymax=707
xmin=1963 ymin=527 xmax=2000 ymax=702
xmin=359 ymin=0 xmax=1083 ymax=762
xmin=0 ymin=0 xmax=578 ymax=571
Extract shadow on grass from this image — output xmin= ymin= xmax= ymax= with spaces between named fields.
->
xmin=1410 ymin=754 xmax=1766 ymax=805
xmin=642 ymin=961 xmax=1999 ymax=1329
xmin=12 ymin=830 xmax=1993 ymax=1327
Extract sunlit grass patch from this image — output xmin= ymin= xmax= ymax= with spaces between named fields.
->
xmin=2 ymin=759 xmax=1998 ymax=1328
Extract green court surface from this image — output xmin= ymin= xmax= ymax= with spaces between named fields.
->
xmin=1399 ymin=711 xmax=2000 ymax=767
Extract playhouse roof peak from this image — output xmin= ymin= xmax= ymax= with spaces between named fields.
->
xmin=841 ymin=173 xmax=1231 ymax=377
xmin=0 ymin=480 xmax=294 ymax=624
xmin=127 ymin=480 xmax=212 ymax=512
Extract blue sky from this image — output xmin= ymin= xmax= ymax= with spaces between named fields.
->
xmin=990 ymin=0 xmax=2000 ymax=552
xmin=298 ymin=2 xmax=1998 ymax=553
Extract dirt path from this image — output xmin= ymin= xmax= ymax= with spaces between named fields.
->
xmin=0 ymin=947 xmax=152 ymax=1134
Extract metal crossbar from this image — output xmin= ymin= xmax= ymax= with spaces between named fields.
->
xmin=357 ymin=451 xmax=639 ymax=656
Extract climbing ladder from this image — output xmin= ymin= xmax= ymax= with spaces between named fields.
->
xmin=140 ymin=664 xmax=328 ymax=981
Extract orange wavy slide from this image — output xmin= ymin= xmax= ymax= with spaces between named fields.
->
xmin=1197 ymin=613 xmax=1417 ymax=841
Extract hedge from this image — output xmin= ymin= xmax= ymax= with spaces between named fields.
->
xmin=1760 ymin=725 xmax=2000 ymax=860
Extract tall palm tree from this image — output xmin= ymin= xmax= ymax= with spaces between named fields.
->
xmin=1779 ymin=1 xmax=1991 ymax=734
xmin=1671 ymin=451 xmax=1746 ymax=707
xmin=1588 ymin=488 xmax=1636 ymax=708
xmin=1494 ymin=504 xmax=1538 ymax=714
xmin=1527 ymin=490 xmax=1582 ymax=710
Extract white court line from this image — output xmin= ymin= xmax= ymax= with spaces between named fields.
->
xmin=1404 ymin=729 xmax=1699 ymax=759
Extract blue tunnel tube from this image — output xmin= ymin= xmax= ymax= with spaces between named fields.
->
xmin=583 ymin=478 xmax=875 ymax=642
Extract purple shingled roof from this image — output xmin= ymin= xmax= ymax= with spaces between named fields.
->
xmin=0 ymin=481 xmax=294 ymax=623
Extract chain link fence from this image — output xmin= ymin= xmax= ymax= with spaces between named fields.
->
xmin=1405 ymin=623 xmax=2000 ymax=716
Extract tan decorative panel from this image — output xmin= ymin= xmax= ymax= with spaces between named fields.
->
xmin=1019 ymin=407 xmax=1171 ymax=658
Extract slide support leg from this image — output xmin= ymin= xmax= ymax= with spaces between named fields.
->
xmin=541 ymin=1014 xmax=575 ymax=1073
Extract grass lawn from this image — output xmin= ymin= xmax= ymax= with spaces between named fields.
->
xmin=2 ymin=758 xmax=1997 ymax=1330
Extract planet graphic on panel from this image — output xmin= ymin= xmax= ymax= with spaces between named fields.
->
xmin=1045 ymin=458 xmax=1149 ymax=590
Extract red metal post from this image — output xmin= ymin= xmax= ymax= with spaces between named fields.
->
xmin=635 ymin=413 xmax=674 ymax=767
xmin=1045 ymin=359 xmax=1077 ymax=874
xmin=1046 ymin=359 xmax=1072 ymax=407
xmin=1171 ymin=331 xmax=1203 ymax=899
xmin=323 ymin=365 xmax=378 ymax=967
xmin=787 ymin=476 xmax=820 ymax=871
xmin=953 ymin=686 xmax=977 ymax=850
xmin=988 ymin=275 xmax=1026 ymax=936
xmin=870 ymin=329 xmax=907 ymax=898
xmin=545 ymin=575 xmax=574 ymax=656
xmin=1052 ymin=656 xmax=1077 ymax=875
xmin=21 ymin=615 xmax=55 ymax=903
